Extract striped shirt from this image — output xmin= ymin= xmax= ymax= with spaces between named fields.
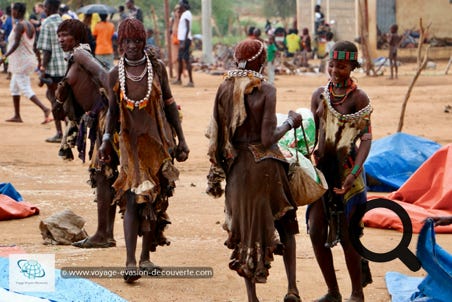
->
xmin=37 ymin=13 xmax=67 ymax=77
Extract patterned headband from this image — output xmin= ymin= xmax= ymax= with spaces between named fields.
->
xmin=329 ymin=50 xmax=358 ymax=61
xmin=234 ymin=40 xmax=265 ymax=69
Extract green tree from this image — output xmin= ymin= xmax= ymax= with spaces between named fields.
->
xmin=262 ymin=0 xmax=296 ymax=23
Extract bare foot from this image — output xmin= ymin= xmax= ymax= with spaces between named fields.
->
xmin=41 ymin=109 xmax=53 ymax=124
xmin=6 ymin=116 xmax=23 ymax=123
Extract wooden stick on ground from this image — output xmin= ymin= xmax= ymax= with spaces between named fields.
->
xmin=445 ymin=56 xmax=452 ymax=75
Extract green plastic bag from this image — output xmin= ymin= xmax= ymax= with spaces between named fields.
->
xmin=277 ymin=108 xmax=315 ymax=156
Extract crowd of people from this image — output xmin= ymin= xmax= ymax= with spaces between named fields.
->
xmin=0 ymin=1 xmax=430 ymax=302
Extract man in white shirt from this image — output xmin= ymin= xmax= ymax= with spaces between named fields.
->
xmin=173 ymin=0 xmax=194 ymax=87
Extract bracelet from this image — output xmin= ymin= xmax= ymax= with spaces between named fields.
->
xmin=102 ymin=133 xmax=111 ymax=142
xmin=285 ymin=117 xmax=295 ymax=129
xmin=350 ymin=164 xmax=362 ymax=177
xmin=56 ymin=98 xmax=63 ymax=104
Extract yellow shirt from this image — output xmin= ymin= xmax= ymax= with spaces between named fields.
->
xmin=286 ymin=33 xmax=300 ymax=54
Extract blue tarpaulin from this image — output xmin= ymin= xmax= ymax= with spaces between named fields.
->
xmin=385 ymin=219 xmax=452 ymax=302
xmin=0 ymin=183 xmax=23 ymax=201
xmin=412 ymin=219 xmax=452 ymax=301
xmin=0 ymin=257 xmax=126 ymax=302
xmin=364 ymin=133 xmax=441 ymax=192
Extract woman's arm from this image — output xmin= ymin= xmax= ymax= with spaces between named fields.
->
xmin=0 ymin=22 xmax=24 ymax=63
xmin=98 ymin=67 xmax=120 ymax=163
xmin=261 ymin=86 xmax=301 ymax=147
xmin=310 ymin=87 xmax=323 ymax=150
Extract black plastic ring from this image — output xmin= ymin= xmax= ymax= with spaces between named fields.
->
xmin=349 ymin=198 xmax=421 ymax=271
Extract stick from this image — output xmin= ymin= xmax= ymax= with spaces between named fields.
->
xmin=397 ymin=18 xmax=431 ymax=132
xmin=445 ymin=56 xmax=452 ymax=75
xmin=150 ymin=6 xmax=160 ymax=47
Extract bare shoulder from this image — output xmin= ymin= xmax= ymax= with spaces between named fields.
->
xmin=261 ymin=81 xmax=276 ymax=96
xmin=354 ymin=88 xmax=371 ymax=110
xmin=311 ymin=86 xmax=325 ymax=105
xmin=72 ymin=47 xmax=92 ymax=62
xmin=107 ymin=66 xmax=119 ymax=86
xmin=312 ymin=86 xmax=324 ymax=98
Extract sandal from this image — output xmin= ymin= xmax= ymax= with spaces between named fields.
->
xmin=123 ymin=267 xmax=141 ymax=283
xmin=284 ymin=291 xmax=301 ymax=302
xmin=45 ymin=134 xmax=62 ymax=143
xmin=139 ymin=260 xmax=162 ymax=276
xmin=72 ymin=237 xmax=116 ymax=249
xmin=314 ymin=292 xmax=342 ymax=302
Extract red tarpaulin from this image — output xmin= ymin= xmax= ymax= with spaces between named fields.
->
xmin=0 ymin=194 xmax=39 ymax=221
xmin=364 ymin=144 xmax=452 ymax=233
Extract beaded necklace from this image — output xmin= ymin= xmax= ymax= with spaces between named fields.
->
xmin=224 ymin=69 xmax=265 ymax=80
xmin=333 ymin=78 xmax=352 ymax=88
xmin=324 ymin=85 xmax=373 ymax=123
xmin=124 ymin=55 xmax=146 ymax=67
xmin=125 ymin=65 xmax=147 ymax=82
xmin=119 ymin=54 xmax=154 ymax=110
xmin=328 ymin=79 xmax=356 ymax=106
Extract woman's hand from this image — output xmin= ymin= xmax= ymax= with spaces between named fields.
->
xmin=175 ymin=140 xmax=190 ymax=162
xmin=428 ymin=216 xmax=452 ymax=226
xmin=99 ymin=140 xmax=113 ymax=163
xmin=288 ymin=110 xmax=302 ymax=129
xmin=333 ymin=174 xmax=355 ymax=195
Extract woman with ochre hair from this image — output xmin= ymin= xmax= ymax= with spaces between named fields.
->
xmin=99 ymin=17 xmax=189 ymax=283
xmin=206 ymin=39 xmax=302 ymax=302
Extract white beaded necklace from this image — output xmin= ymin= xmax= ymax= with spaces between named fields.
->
xmin=224 ymin=69 xmax=265 ymax=80
xmin=125 ymin=65 xmax=147 ymax=82
xmin=119 ymin=54 xmax=153 ymax=110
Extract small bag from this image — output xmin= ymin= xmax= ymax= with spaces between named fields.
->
xmin=288 ymin=126 xmax=328 ymax=206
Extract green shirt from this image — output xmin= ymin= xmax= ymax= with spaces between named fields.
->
xmin=267 ymin=43 xmax=277 ymax=62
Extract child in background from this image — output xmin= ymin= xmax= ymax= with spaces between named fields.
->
xmin=285 ymin=28 xmax=300 ymax=57
xmin=300 ymin=27 xmax=311 ymax=67
xmin=387 ymin=24 xmax=402 ymax=79
xmin=266 ymin=35 xmax=277 ymax=84
xmin=319 ymin=31 xmax=334 ymax=73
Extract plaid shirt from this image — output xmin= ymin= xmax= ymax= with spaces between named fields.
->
xmin=37 ymin=13 xmax=67 ymax=77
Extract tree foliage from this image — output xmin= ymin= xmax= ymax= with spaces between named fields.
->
xmin=0 ymin=0 xmax=277 ymax=46
xmin=262 ymin=0 xmax=296 ymax=21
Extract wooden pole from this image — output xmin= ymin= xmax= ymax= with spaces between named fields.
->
xmin=164 ymin=0 xmax=173 ymax=78
xmin=358 ymin=0 xmax=376 ymax=76
xmin=202 ymin=0 xmax=213 ymax=65
xmin=150 ymin=6 xmax=160 ymax=48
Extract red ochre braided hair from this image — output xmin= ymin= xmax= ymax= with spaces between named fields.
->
xmin=233 ymin=39 xmax=267 ymax=72
xmin=117 ymin=18 xmax=147 ymax=54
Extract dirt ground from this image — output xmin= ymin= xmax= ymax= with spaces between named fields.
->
xmin=0 ymin=60 xmax=451 ymax=302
